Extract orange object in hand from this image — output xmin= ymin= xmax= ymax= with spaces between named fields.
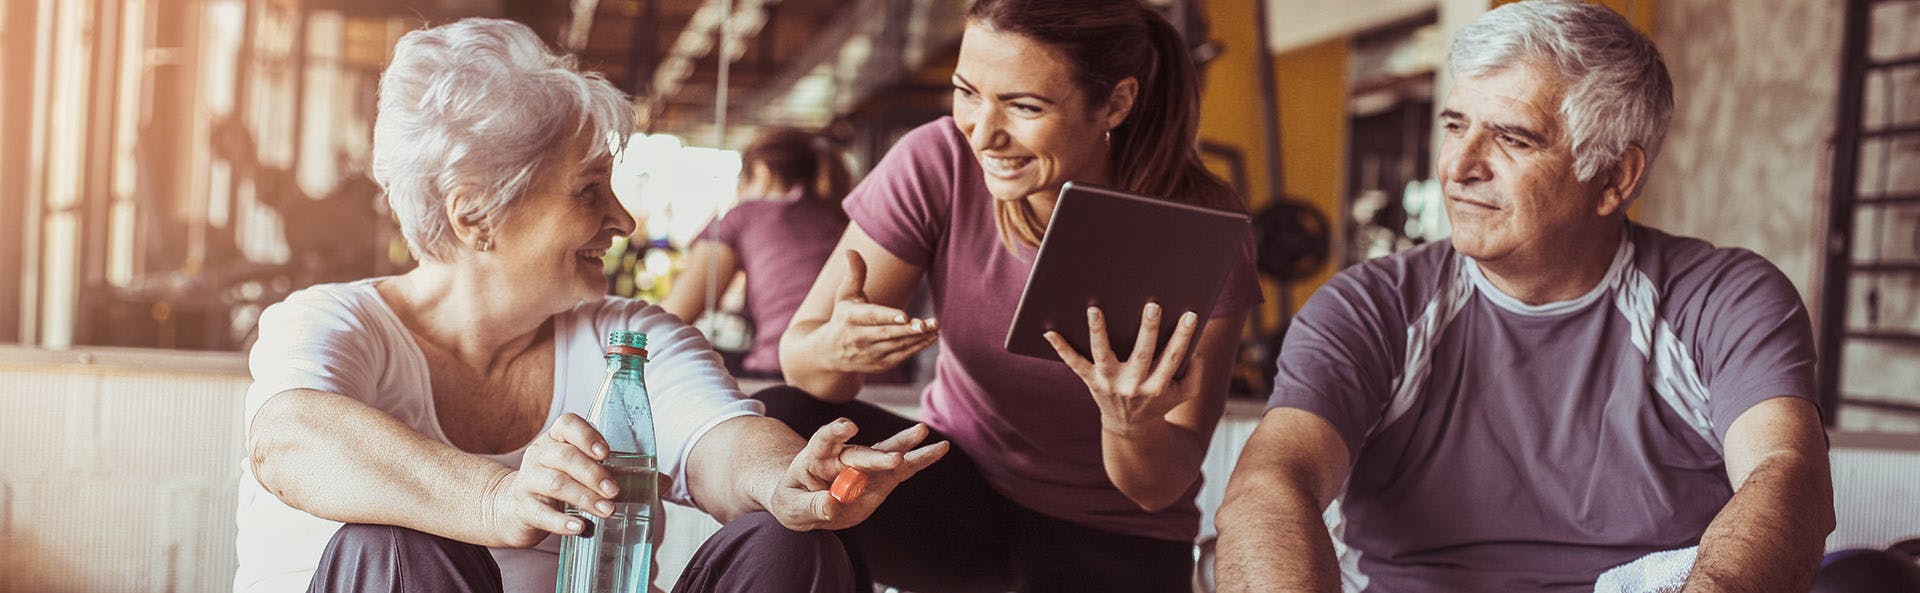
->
xmin=829 ymin=467 xmax=868 ymax=503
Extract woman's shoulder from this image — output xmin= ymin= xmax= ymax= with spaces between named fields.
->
xmin=566 ymin=295 xmax=655 ymax=324
xmin=266 ymin=278 xmax=389 ymax=324
xmin=880 ymin=116 xmax=971 ymax=169
xmin=563 ymin=296 xmax=687 ymax=337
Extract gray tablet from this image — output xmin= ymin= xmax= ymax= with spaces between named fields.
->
xmin=1004 ymin=182 xmax=1252 ymax=362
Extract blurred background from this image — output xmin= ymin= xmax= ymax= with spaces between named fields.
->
xmin=0 ymin=0 xmax=1917 ymax=591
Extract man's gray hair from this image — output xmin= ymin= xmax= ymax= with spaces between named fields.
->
xmin=1450 ymin=0 xmax=1673 ymax=183
xmin=372 ymin=18 xmax=633 ymax=261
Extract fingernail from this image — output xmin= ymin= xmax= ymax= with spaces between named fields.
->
xmin=601 ymin=479 xmax=618 ymax=497
xmin=567 ymin=519 xmax=584 ymax=533
xmin=894 ymin=314 xmax=907 ymax=323
xmin=593 ymin=443 xmax=608 ymax=458
xmin=595 ymin=501 xmax=613 ymax=515
xmin=1146 ymin=303 xmax=1160 ymax=317
xmin=1087 ymin=307 xmax=1099 ymax=320
xmin=911 ymin=319 xmax=923 ymax=331
xmin=1182 ymin=312 xmax=1197 ymax=326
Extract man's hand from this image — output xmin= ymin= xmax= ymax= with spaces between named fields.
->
xmin=765 ymin=418 xmax=949 ymax=531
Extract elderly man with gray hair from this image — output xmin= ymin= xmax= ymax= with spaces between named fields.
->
xmin=1216 ymin=1 xmax=1832 ymax=592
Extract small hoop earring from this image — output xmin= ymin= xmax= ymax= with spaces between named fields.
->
xmin=477 ymin=237 xmax=493 ymax=252
xmin=1104 ymin=130 xmax=1112 ymax=144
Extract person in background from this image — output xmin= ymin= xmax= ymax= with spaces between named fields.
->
xmin=769 ymin=1 xmax=1262 ymax=591
xmin=660 ymin=128 xmax=853 ymax=379
xmin=233 ymin=18 xmax=946 ymax=593
xmin=1215 ymin=2 xmax=1832 ymax=591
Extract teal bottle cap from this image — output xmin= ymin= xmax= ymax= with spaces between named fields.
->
xmin=608 ymin=331 xmax=647 ymax=349
xmin=607 ymin=331 xmax=648 ymax=357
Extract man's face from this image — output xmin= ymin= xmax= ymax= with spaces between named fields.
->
xmin=1437 ymin=62 xmax=1613 ymax=265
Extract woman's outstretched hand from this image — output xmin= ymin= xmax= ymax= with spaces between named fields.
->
xmin=811 ymin=250 xmax=939 ymax=373
xmin=767 ymin=418 xmax=950 ymax=532
xmin=1044 ymin=302 xmax=1202 ymax=431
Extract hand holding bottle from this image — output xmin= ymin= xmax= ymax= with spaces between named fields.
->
xmin=768 ymin=418 xmax=950 ymax=532
xmin=480 ymin=413 xmax=616 ymax=548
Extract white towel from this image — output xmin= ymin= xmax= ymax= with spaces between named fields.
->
xmin=1592 ymin=546 xmax=1698 ymax=593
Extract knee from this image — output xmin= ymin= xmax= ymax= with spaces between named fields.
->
xmin=323 ymin=523 xmax=489 ymax=562
xmin=1813 ymin=548 xmax=1920 ymax=593
xmin=752 ymin=386 xmax=837 ymax=429
xmin=723 ymin=512 xmax=849 ymax=562
xmin=325 ymin=523 xmax=421 ymax=556
xmin=312 ymin=524 xmax=500 ymax=593
xmin=682 ymin=512 xmax=853 ymax=593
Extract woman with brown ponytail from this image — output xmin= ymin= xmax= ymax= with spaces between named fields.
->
xmin=768 ymin=1 xmax=1258 ymax=591
xmin=661 ymin=128 xmax=853 ymax=379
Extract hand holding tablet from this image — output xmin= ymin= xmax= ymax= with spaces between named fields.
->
xmin=1004 ymin=182 xmax=1251 ymax=366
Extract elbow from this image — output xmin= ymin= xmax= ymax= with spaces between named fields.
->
xmin=247 ymin=428 xmax=306 ymax=507
xmin=246 ymin=400 xmax=325 ymax=511
xmin=1214 ymin=487 xmax=1269 ymax=537
xmin=1216 ymin=468 xmax=1318 ymax=535
xmin=1120 ymin=482 xmax=1187 ymax=513
xmin=1813 ymin=495 xmax=1837 ymax=539
xmin=777 ymin=339 xmax=858 ymax=404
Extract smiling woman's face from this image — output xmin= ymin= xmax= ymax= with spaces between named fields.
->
xmin=488 ymin=134 xmax=636 ymax=311
xmin=951 ymin=24 xmax=1119 ymax=206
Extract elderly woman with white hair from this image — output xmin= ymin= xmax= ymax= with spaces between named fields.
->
xmin=232 ymin=18 xmax=947 ymax=593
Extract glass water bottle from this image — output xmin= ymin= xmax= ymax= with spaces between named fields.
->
xmin=556 ymin=330 xmax=658 ymax=593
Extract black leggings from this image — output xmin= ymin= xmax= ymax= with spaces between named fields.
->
xmin=755 ymin=385 xmax=1195 ymax=593
xmin=306 ymin=511 xmax=854 ymax=593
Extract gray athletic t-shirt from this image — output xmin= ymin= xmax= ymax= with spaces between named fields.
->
xmin=1266 ymin=223 xmax=1816 ymax=592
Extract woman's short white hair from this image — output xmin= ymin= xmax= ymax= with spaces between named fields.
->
xmin=372 ymin=18 xmax=633 ymax=260
xmin=1449 ymin=0 xmax=1673 ymax=183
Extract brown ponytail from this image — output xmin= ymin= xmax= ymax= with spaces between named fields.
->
xmin=741 ymin=127 xmax=853 ymax=205
xmin=972 ymin=0 xmax=1242 ymax=253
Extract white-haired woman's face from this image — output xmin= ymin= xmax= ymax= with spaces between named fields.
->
xmin=488 ymin=134 xmax=635 ymax=308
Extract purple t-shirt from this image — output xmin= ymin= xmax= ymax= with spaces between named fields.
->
xmin=1267 ymin=223 xmax=1817 ymax=591
xmin=844 ymin=117 xmax=1263 ymax=541
xmin=696 ymin=188 xmax=848 ymax=374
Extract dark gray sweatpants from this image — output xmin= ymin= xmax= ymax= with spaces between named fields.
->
xmin=306 ymin=511 xmax=855 ymax=593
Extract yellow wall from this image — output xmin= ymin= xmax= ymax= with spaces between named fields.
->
xmin=1197 ymin=0 xmax=1347 ymax=333
xmin=1271 ymin=39 xmax=1349 ymax=322
xmin=1494 ymin=0 xmax=1656 ymax=35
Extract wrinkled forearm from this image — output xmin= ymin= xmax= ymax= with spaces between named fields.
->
xmin=1682 ymin=452 xmax=1834 ymax=593
xmin=685 ymin=415 xmax=805 ymax=523
xmin=1215 ymin=469 xmax=1341 ymax=593
xmin=249 ymin=389 xmax=508 ymax=544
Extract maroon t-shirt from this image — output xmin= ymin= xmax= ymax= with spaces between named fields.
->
xmin=696 ymin=188 xmax=848 ymax=374
xmin=844 ymin=117 xmax=1262 ymax=541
